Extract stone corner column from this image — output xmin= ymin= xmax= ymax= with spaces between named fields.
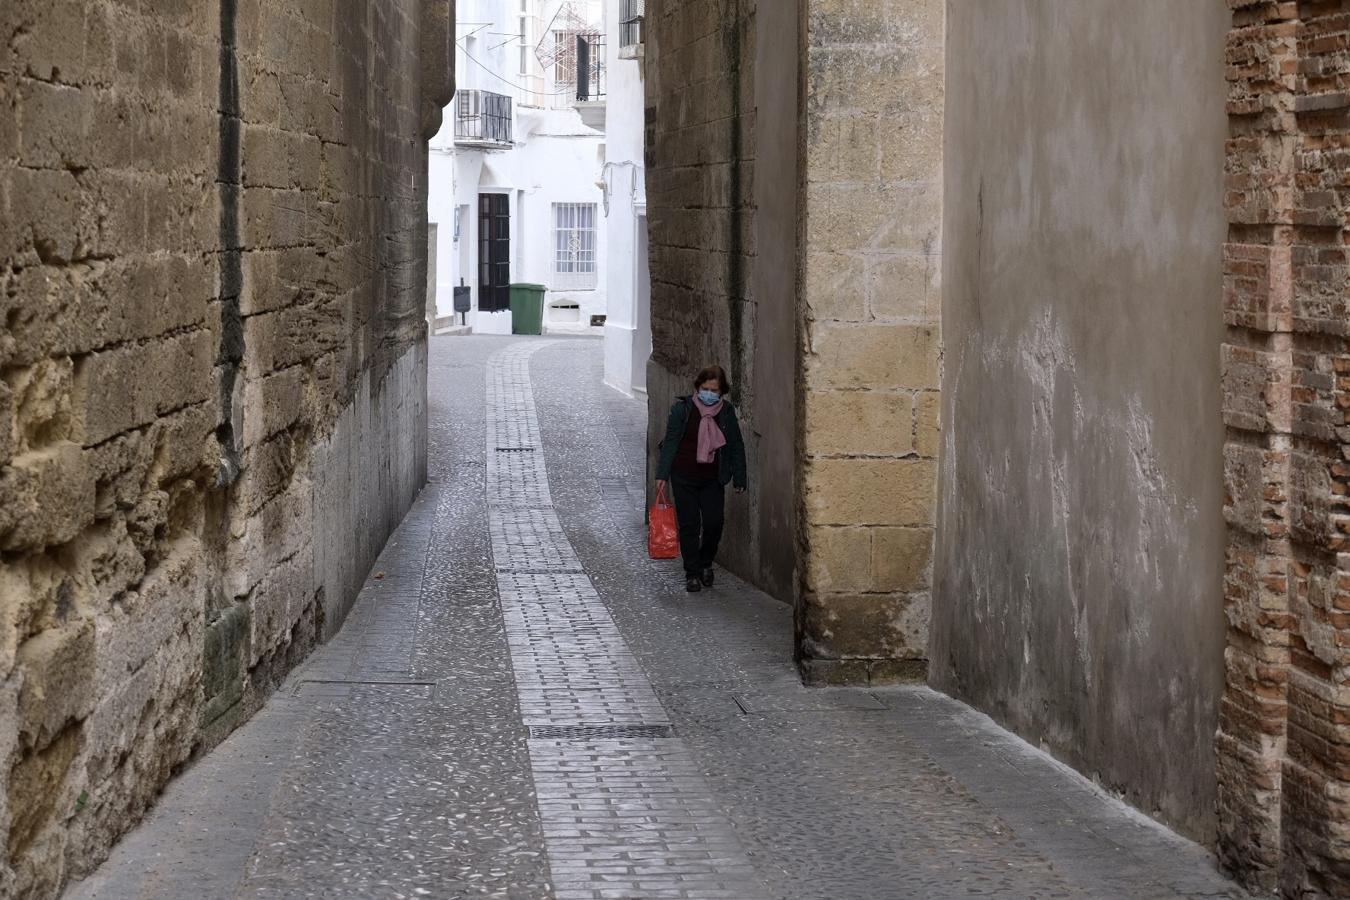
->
xmin=794 ymin=0 xmax=944 ymax=686
xmin=1216 ymin=1 xmax=1297 ymax=888
xmin=420 ymin=0 xmax=455 ymax=140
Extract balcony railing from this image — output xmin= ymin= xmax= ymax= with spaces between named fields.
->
xmin=574 ymin=35 xmax=605 ymax=102
xmin=454 ymin=90 xmax=513 ymax=147
xmin=620 ymin=0 xmax=644 ymax=51
xmin=554 ymin=33 xmax=605 ymax=103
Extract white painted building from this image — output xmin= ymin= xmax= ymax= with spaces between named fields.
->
xmin=429 ymin=0 xmax=608 ymax=335
xmin=599 ymin=0 xmax=649 ymax=396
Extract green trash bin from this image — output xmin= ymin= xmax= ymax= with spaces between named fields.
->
xmin=509 ymin=283 xmax=547 ymax=336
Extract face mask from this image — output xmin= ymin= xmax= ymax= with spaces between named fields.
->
xmin=697 ymin=390 xmax=720 ymax=407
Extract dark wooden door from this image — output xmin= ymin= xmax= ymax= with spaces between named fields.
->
xmin=478 ymin=193 xmax=510 ymax=312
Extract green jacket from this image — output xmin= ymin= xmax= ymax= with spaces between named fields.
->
xmin=656 ymin=397 xmax=748 ymax=489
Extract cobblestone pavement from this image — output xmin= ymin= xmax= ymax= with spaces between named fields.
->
xmin=66 ymin=336 xmax=1253 ymax=900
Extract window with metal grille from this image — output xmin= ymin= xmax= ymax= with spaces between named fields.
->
xmin=553 ymin=203 xmax=597 ymax=291
xmin=554 ymin=31 xmax=579 ymax=85
xmin=455 ymin=90 xmax=513 ymax=145
xmin=620 ymin=0 xmax=643 ymax=49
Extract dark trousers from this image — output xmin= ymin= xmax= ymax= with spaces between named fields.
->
xmin=670 ymin=475 xmax=725 ymax=576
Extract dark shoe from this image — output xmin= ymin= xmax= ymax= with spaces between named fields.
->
xmin=685 ymin=577 xmax=702 ymax=593
xmin=700 ymin=567 xmax=715 ymax=587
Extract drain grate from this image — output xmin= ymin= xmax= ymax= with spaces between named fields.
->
xmin=295 ymin=680 xmax=434 ymax=699
xmin=496 ymin=567 xmax=586 ymax=575
xmin=528 ymin=724 xmax=675 ymax=741
xmin=496 ymin=446 xmax=536 ymax=452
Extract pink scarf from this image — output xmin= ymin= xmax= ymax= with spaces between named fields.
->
xmin=694 ymin=396 xmax=727 ymax=464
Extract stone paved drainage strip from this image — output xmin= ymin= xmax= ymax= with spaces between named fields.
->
xmin=485 ymin=343 xmax=768 ymax=900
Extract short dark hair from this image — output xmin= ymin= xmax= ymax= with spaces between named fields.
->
xmin=693 ymin=365 xmax=731 ymax=395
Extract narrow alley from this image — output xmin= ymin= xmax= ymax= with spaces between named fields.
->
xmin=64 ymin=337 xmax=1248 ymax=900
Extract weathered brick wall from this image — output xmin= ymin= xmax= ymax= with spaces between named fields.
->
xmin=0 ymin=1 xmax=451 ymax=896
xmin=796 ymin=0 xmax=943 ymax=685
xmin=1219 ymin=1 xmax=1350 ymax=894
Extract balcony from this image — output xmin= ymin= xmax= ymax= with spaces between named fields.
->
xmin=572 ymin=35 xmax=605 ymax=102
xmin=454 ymin=90 xmax=513 ymax=148
xmin=619 ymin=0 xmax=643 ymax=60
xmin=561 ymin=33 xmax=606 ymax=130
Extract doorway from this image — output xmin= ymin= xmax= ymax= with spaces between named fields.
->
xmin=632 ymin=213 xmax=651 ymax=394
xmin=478 ymin=193 xmax=510 ymax=313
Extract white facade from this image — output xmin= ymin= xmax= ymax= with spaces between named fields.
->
xmin=429 ymin=0 xmax=608 ymax=336
xmin=600 ymin=0 xmax=649 ymax=396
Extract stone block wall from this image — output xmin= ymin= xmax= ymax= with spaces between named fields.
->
xmin=644 ymin=0 xmax=1350 ymax=887
xmin=643 ymin=0 xmax=771 ymax=583
xmin=643 ymin=0 xmax=943 ymax=681
xmin=1218 ymin=1 xmax=1350 ymax=894
xmin=0 ymin=1 xmax=451 ymax=896
xmin=796 ymin=0 xmax=943 ymax=685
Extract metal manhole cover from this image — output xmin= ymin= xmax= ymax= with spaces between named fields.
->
xmin=528 ymin=724 xmax=675 ymax=740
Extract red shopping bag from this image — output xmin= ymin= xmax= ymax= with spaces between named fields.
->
xmin=648 ymin=483 xmax=679 ymax=559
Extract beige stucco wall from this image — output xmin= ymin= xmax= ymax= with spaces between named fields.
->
xmin=933 ymin=0 xmax=1229 ymax=842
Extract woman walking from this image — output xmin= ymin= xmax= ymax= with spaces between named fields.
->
xmin=655 ymin=365 xmax=748 ymax=592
